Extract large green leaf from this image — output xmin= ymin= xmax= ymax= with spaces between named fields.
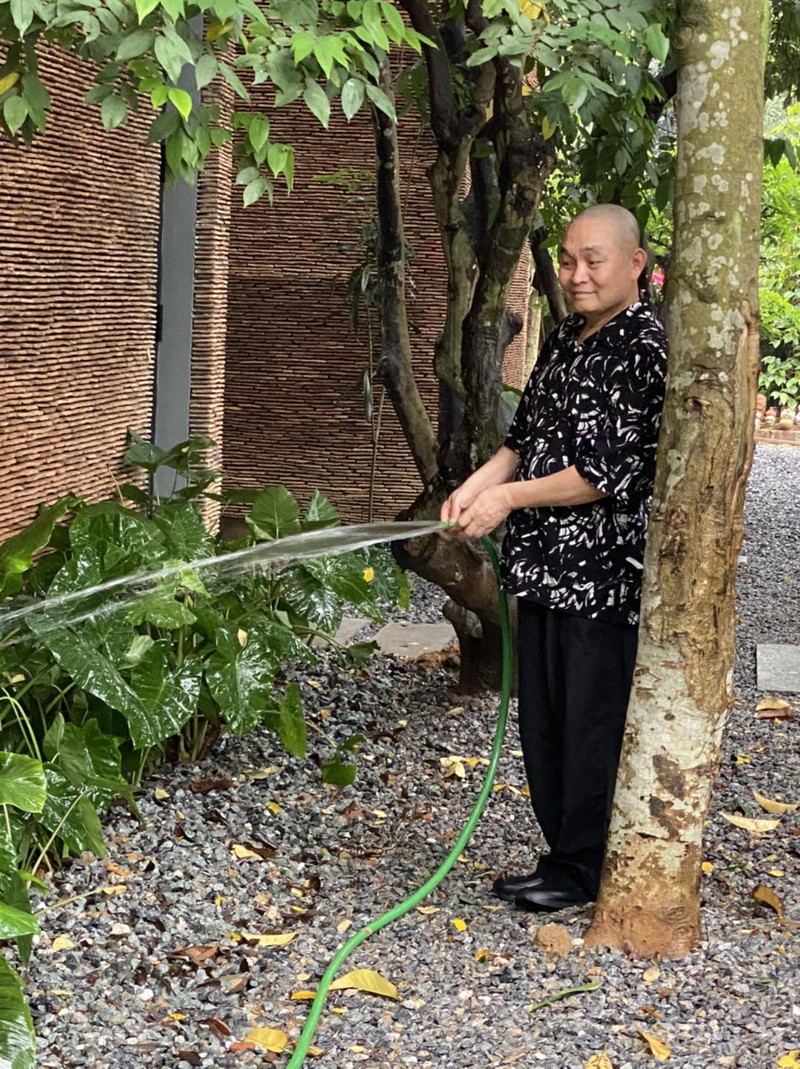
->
xmin=303 ymin=490 xmax=340 ymax=531
xmin=2 ymin=873 xmax=33 ymax=966
xmin=0 ymin=825 xmax=18 ymax=885
xmin=40 ymin=766 xmax=105 ymax=857
xmin=29 ymin=620 xmax=144 ymax=721
xmin=0 ymin=754 xmax=46 ymax=814
xmin=278 ymin=564 xmax=342 ymax=635
xmin=245 ymin=486 xmax=302 ymax=541
xmin=123 ymin=429 xmax=170 ymax=474
xmin=152 ymin=501 xmax=215 ymax=561
xmin=205 ymin=655 xmax=271 ymax=736
xmin=0 ymin=903 xmax=38 ymax=941
xmin=128 ymin=646 xmax=203 ymax=748
xmin=68 ymin=502 xmax=165 ymax=562
xmin=0 ymin=956 xmax=35 ymax=1069
xmin=303 ymin=555 xmax=382 ymax=622
xmin=44 ymin=717 xmax=127 ymax=808
xmin=0 ymin=496 xmax=78 ymax=598
xmin=127 ymin=585 xmax=196 ymax=630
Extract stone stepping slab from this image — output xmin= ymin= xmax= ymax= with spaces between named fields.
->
xmin=756 ymin=643 xmax=800 ymax=694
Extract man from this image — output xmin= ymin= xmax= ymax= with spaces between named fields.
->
xmin=441 ymin=204 xmax=667 ymax=912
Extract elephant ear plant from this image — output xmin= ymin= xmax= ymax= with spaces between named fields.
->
xmin=0 ymin=432 xmax=409 ymax=1066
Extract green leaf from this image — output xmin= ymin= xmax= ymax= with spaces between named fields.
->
xmin=0 ymin=495 xmax=77 ymax=598
xmin=147 ymin=107 xmax=181 ymax=143
xmin=167 ymin=87 xmax=193 ymax=120
xmin=644 ymin=22 xmax=670 ymax=64
xmin=194 ymin=52 xmax=218 ymax=89
xmin=49 ymin=719 xmax=126 ymax=808
xmin=124 ymin=429 xmax=170 ymax=474
xmin=116 ymin=28 xmax=155 ymax=61
xmin=248 ymin=112 xmax=270 ymax=152
xmin=220 ymin=62 xmax=249 ymax=101
xmin=365 ymin=81 xmax=396 ymax=121
xmin=40 ymin=766 xmax=105 ymax=857
xmin=246 ymin=486 xmax=302 ymax=540
xmin=127 ymin=585 xmax=196 ymax=630
xmin=0 ymin=956 xmax=35 ymax=1069
xmin=0 ymin=754 xmax=46 ymax=813
xmin=3 ymin=94 xmax=27 ymax=136
xmin=278 ymin=564 xmax=342 ymax=634
xmin=152 ymin=502 xmax=214 ymax=561
xmin=0 ymin=903 xmax=38 ymax=941
xmin=340 ymin=77 xmax=364 ymax=120
xmin=101 ymin=94 xmax=128 ymax=130
xmin=321 ymin=756 xmax=357 ymax=786
xmin=206 ymin=645 xmax=273 ymax=736
xmin=303 ymin=490 xmax=340 ymax=530
xmin=303 ymin=79 xmax=330 ymax=128
xmin=135 ymin=0 xmax=161 ymax=19
xmin=345 ymin=640 xmax=378 ymax=665
xmin=9 ymin=0 xmax=34 ymax=36
xmin=243 ymin=175 xmax=270 ymax=206
xmin=275 ymin=681 xmax=306 ymax=757
xmin=128 ymin=645 xmax=202 ymax=746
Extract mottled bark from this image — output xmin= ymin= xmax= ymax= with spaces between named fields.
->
xmin=586 ymin=0 xmax=765 ymax=957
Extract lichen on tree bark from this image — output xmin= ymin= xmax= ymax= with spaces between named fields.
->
xmin=586 ymin=0 xmax=766 ymax=957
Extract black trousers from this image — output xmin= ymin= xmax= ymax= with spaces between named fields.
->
xmin=516 ymin=598 xmax=638 ymax=897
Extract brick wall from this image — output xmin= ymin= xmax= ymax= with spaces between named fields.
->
xmin=0 ymin=48 xmax=161 ymax=542
xmin=222 ymin=99 xmax=529 ymax=523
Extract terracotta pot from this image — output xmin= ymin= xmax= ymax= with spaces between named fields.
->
xmin=779 ymin=410 xmax=794 ymax=430
xmin=756 ymin=393 xmax=767 ymax=413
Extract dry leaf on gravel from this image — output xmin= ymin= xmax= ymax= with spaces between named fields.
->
xmin=638 ymin=1029 xmax=672 ymax=1061
xmin=452 ymin=917 xmax=468 ymax=932
xmin=643 ymin=966 xmax=660 ymax=983
xmin=51 ymin=935 xmax=74 ymax=952
xmin=240 ymin=931 xmax=296 ymax=947
xmin=244 ymin=1027 xmax=288 ymax=1053
xmin=755 ymin=697 xmax=793 ymax=720
xmin=168 ymin=944 xmax=220 ymax=966
xmin=777 ymin=1052 xmax=800 ymax=1068
xmin=329 ymin=968 xmax=399 ymax=1000
xmin=584 ymin=1055 xmax=613 ymax=1069
xmin=753 ymin=790 xmax=799 ymax=814
xmin=720 ymin=812 xmax=780 ymax=833
xmin=751 ymin=884 xmax=800 ymax=925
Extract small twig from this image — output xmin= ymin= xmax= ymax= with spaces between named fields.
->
xmin=527 ymin=980 xmax=602 ymax=1013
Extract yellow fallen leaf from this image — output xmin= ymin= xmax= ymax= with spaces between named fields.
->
xmin=241 ymin=931 xmax=296 ymax=947
xmin=756 ymin=696 xmax=791 ymax=712
xmin=328 ymin=969 xmax=399 ymax=1000
xmin=750 ymin=884 xmax=799 ymax=926
xmin=52 ymin=935 xmax=74 ymax=952
xmin=291 ymin=990 xmax=317 ymax=1001
xmin=753 ymin=790 xmax=800 ymax=814
xmin=475 ymin=948 xmax=491 ymax=963
xmin=777 ymin=1051 xmax=800 ymax=1068
xmin=232 ymin=844 xmax=262 ymax=860
xmin=237 ymin=628 xmax=248 ymax=647
xmin=701 ymin=861 xmax=714 ymax=873
xmin=154 ymin=787 xmax=170 ymax=800
xmin=735 ymin=754 xmax=753 ymax=765
xmin=440 ymin=756 xmax=466 ymax=779
xmin=250 ymin=765 xmax=280 ymax=780
xmin=267 ymin=802 xmax=281 ymax=816
xmin=101 ymin=884 xmax=127 ymax=896
xmin=337 ymin=919 xmax=352 ymax=934
xmin=453 ymin=918 xmax=468 ymax=932
xmin=362 ymin=567 xmax=375 ymax=583
xmin=770 ymin=869 xmax=785 ymax=878
xmin=416 ymin=906 xmax=439 ymax=915
xmin=168 ymin=1012 xmax=186 ymax=1021
xmin=8 ymin=673 xmax=24 ymax=684
xmin=643 ymin=966 xmax=660 ymax=983
xmin=349 ymin=1046 xmax=368 ymax=1054
xmin=306 ymin=679 xmax=323 ymax=690
xmin=720 ymin=812 xmax=780 ymax=834
xmin=584 ymin=1055 xmax=614 ymax=1069
xmin=244 ymin=1027 xmax=288 ymax=1054
xmin=638 ymin=1029 xmax=672 ymax=1061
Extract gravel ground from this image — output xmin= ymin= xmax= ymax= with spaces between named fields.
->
xmin=26 ymin=445 xmax=799 ymax=1069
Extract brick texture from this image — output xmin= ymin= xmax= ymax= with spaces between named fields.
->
xmin=0 ymin=47 xmax=161 ymax=542
xmin=222 ymin=97 xmax=529 ymax=523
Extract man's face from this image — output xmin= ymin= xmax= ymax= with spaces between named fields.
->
xmin=557 ymin=217 xmax=643 ymax=319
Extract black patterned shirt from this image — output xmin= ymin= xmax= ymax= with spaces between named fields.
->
xmin=501 ymin=301 xmax=667 ymax=626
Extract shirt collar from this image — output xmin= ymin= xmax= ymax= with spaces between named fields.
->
xmin=562 ymin=301 xmax=655 ymax=348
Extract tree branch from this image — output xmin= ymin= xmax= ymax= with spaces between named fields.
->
xmin=396 ymin=0 xmax=460 ymax=145
xmin=373 ymin=63 xmax=439 ymax=485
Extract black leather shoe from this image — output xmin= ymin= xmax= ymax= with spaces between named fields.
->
xmin=491 ymin=872 xmax=545 ymax=902
xmin=513 ymin=883 xmax=593 ymax=913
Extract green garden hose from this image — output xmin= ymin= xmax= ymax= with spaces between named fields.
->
xmin=286 ymin=534 xmax=512 ymax=1068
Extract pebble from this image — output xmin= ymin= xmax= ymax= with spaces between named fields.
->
xmin=19 ymin=445 xmax=800 ymax=1068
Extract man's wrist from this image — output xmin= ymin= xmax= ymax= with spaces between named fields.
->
xmin=503 ymin=480 xmax=531 ymax=511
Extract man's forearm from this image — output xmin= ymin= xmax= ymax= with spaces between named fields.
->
xmin=503 ymin=466 xmax=606 ymax=509
xmin=461 ymin=446 xmax=520 ymax=496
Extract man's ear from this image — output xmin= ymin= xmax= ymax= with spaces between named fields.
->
xmin=632 ymin=247 xmax=648 ymax=274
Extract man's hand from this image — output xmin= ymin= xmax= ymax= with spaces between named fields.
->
xmin=449 ymin=485 xmax=512 ymax=540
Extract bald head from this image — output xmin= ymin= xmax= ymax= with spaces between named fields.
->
xmin=557 ymin=204 xmax=648 ymax=333
xmin=565 ymin=204 xmax=642 ymax=252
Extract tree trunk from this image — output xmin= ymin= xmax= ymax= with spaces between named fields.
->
xmin=586 ymin=0 xmax=765 ymax=958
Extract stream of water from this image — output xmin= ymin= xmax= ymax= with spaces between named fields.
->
xmin=0 ymin=520 xmax=445 ymax=642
